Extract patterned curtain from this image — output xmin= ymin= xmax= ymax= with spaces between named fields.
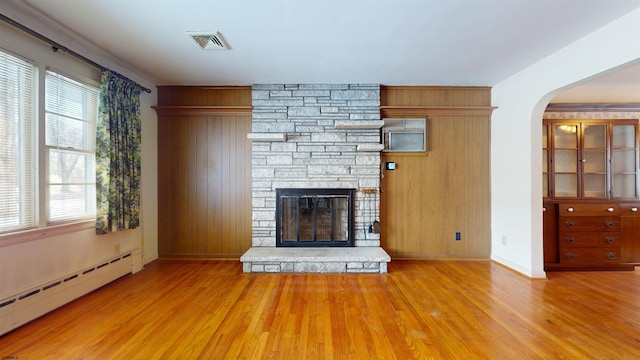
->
xmin=96 ymin=70 xmax=142 ymax=234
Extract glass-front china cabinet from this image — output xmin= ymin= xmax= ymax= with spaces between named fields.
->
xmin=543 ymin=111 xmax=640 ymax=271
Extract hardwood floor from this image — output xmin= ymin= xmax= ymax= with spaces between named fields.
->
xmin=1 ymin=260 xmax=639 ymax=359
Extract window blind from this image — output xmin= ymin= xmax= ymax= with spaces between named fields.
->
xmin=45 ymin=70 xmax=98 ymax=223
xmin=0 ymin=50 xmax=36 ymax=233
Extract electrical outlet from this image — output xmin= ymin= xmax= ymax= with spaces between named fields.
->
xmin=501 ymin=235 xmax=507 ymax=245
xmin=455 ymin=232 xmax=461 ymax=241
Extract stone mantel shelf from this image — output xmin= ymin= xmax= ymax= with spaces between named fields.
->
xmin=380 ymin=105 xmax=497 ymax=117
xmin=152 ymin=105 xmax=252 ymax=116
xmin=357 ymin=144 xmax=385 ymax=152
xmin=334 ymin=120 xmax=385 ymax=129
xmin=247 ymin=133 xmax=287 ymax=142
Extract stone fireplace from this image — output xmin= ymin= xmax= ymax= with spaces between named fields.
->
xmin=240 ymin=84 xmax=390 ymax=273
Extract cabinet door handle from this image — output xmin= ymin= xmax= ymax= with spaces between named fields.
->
xmin=606 ymin=253 xmax=617 ymax=260
xmin=565 ymin=237 xmax=575 ymax=244
xmin=605 ymin=237 xmax=615 ymax=244
xmin=607 ymin=207 xmax=614 ymax=212
xmin=566 ymin=253 xmax=575 ymax=259
xmin=567 ymin=207 xmax=574 ymax=212
xmin=543 ymin=207 xmax=547 ymax=212
xmin=632 ymin=207 xmax=638 ymax=212
xmin=565 ymin=221 xmax=574 ymax=227
xmin=605 ymin=221 xmax=615 ymax=228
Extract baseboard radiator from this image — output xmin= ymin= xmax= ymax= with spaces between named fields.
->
xmin=0 ymin=252 xmax=133 ymax=336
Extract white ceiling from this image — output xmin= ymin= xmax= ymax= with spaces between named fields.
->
xmin=3 ymin=0 xmax=640 ymax=89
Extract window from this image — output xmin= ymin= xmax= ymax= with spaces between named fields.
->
xmin=0 ymin=46 xmax=100 ymax=234
xmin=45 ymin=71 xmax=99 ymax=223
xmin=0 ymin=51 xmax=36 ymax=233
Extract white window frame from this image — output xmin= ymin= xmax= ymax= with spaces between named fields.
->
xmin=44 ymin=70 xmax=99 ymax=224
xmin=0 ymin=49 xmax=37 ymax=234
xmin=0 ymin=43 xmax=101 ymax=242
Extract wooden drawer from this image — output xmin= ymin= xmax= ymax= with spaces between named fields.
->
xmin=558 ymin=217 xmax=620 ymax=232
xmin=620 ymin=204 xmax=640 ymax=217
xmin=560 ymin=248 xmax=621 ymax=264
xmin=559 ymin=203 xmax=619 ymax=216
xmin=558 ymin=232 xmax=621 ymax=248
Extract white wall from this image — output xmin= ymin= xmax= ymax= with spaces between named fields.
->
xmin=491 ymin=8 xmax=640 ymax=278
xmin=0 ymin=3 xmax=158 ymax=300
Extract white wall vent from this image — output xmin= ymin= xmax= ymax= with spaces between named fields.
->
xmin=188 ymin=32 xmax=230 ymax=50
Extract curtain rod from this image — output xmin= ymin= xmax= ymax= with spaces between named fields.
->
xmin=0 ymin=13 xmax=152 ymax=93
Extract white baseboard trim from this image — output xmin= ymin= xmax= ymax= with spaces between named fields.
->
xmin=0 ymin=252 xmax=133 ymax=336
xmin=491 ymin=255 xmax=547 ymax=279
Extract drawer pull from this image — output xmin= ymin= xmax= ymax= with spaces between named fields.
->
xmin=607 ymin=207 xmax=614 ymax=212
xmin=605 ymin=221 xmax=615 ymax=228
xmin=567 ymin=207 xmax=574 ymax=212
xmin=605 ymin=237 xmax=615 ymax=244
xmin=565 ymin=221 xmax=574 ymax=227
xmin=566 ymin=253 xmax=575 ymax=260
xmin=565 ymin=237 xmax=575 ymax=244
xmin=632 ymin=207 xmax=638 ymax=212
xmin=606 ymin=253 xmax=617 ymax=260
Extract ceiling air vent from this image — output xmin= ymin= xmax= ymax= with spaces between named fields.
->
xmin=188 ymin=32 xmax=230 ymax=50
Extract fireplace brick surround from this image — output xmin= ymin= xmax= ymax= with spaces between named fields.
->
xmin=240 ymin=84 xmax=391 ymax=273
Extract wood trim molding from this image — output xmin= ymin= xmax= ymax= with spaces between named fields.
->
xmin=152 ymin=105 xmax=252 ymax=116
xmin=380 ymin=106 xmax=497 ymax=117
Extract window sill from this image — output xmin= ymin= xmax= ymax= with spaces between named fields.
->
xmin=0 ymin=220 xmax=95 ymax=248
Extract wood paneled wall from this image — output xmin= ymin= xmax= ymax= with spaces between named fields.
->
xmin=154 ymin=85 xmax=492 ymax=259
xmin=380 ymin=86 xmax=492 ymax=259
xmin=156 ymin=87 xmax=252 ymax=257
xmin=381 ymin=86 xmax=491 ymax=107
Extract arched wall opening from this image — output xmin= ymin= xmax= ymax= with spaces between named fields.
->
xmin=490 ymin=8 xmax=640 ymax=278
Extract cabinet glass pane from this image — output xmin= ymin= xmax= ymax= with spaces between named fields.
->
xmin=543 ymin=175 xmax=548 ymax=198
xmin=543 ymin=149 xmax=548 ymax=172
xmin=555 ymin=150 xmax=577 ymax=172
xmin=584 ymin=174 xmax=606 ymax=198
xmin=613 ymin=174 xmax=636 ymax=198
xmin=583 ymin=150 xmax=606 ymax=173
xmin=555 ymin=174 xmax=577 ymax=197
xmin=583 ymin=125 xmax=606 ymax=148
xmin=554 ymin=125 xmax=577 ymax=148
xmin=612 ymin=149 xmax=636 ymax=172
xmin=612 ymin=125 xmax=635 ymax=148
xmin=542 ymin=125 xmax=548 ymax=147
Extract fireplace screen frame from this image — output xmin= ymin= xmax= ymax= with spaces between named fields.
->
xmin=275 ymin=188 xmax=355 ymax=247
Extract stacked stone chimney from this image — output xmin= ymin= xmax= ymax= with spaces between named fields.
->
xmin=248 ymin=84 xmax=383 ymax=248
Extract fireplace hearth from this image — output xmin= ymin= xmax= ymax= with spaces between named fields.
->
xmin=276 ymin=188 xmax=354 ymax=247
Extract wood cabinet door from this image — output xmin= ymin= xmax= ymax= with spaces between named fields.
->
xmin=620 ymin=204 xmax=640 ymax=263
xmin=158 ymin=114 xmax=252 ymax=257
xmin=543 ymin=203 xmax=558 ymax=264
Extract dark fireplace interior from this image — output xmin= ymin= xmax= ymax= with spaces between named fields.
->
xmin=276 ymin=188 xmax=355 ymax=247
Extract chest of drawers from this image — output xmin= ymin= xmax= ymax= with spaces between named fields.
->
xmin=558 ymin=204 xmax=622 ymax=266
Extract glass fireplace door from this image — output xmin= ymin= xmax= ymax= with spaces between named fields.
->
xmin=276 ymin=188 xmax=354 ymax=247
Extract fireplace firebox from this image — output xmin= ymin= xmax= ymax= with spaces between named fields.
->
xmin=276 ymin=188 xmax=355 ymax=247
